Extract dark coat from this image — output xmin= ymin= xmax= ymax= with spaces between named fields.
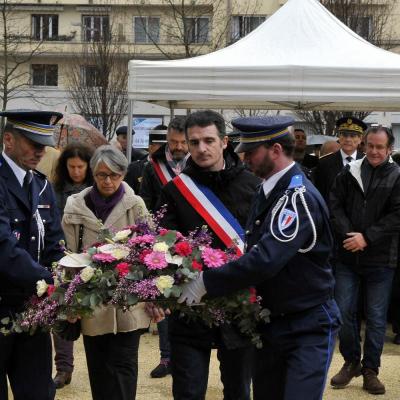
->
xmin=125 ymin=157 xmax=148 ymax=195
xmin=140 ymin=144 xmax=167 ymax=212
xmin=131 ymin=148 xmax=148 ymax=162
xmin=203 ymin=164 xmax=335 ymax=320
xmin=157 ymin=148 xmax=261 ymax=348
xmin=330 ymin=157 xmax=400 ymax=269
xmin=313 ymin=150 xmax=364 ymax=203
xmin=0 ymin=155 xmax=64 ymax=317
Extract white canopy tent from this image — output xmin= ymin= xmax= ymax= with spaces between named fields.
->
xmin=128 ymin=0 xmax=400 ymax=113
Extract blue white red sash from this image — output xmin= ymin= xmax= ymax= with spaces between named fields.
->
xmin=151 ymin=159 xmax=176 ymax=185
xmin=173 ymin=173 xmax=245 ymax=255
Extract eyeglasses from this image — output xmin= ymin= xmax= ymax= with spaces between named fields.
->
xmin=95 ymin=172 xmax=122 ymax=181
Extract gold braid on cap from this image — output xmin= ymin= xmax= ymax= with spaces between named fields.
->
xmin=338 ymin=119 xmax=364 ymax=134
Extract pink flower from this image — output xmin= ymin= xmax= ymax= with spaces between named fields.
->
xmin=139 ymin=249 xmax=152 ymax=263
xmin=174 ymin=242 xmax=193 ymax=257
xmin=128 ymin=234 xmax=155 ymax=245
xmin=201 ymin=248 xmax=226 ymax=268
xmin=192 ymin=260 xmax=203 ymax=271
xmin=159 ymin=228 xmax=169 ymax=236
xmin=144 ymin=251 xmax=168 ymax=270
xmin=92 ymin=253 xmax=117 ymax=263
xmin=116 ymin=262 xmax=130 ymax=277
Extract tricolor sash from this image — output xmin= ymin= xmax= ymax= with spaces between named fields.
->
xmin=151 ymin=159 xmax=176 ymax=185
xmin=173 ymin=173 xmax=245 ymax=255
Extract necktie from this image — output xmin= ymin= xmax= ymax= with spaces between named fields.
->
xmin=346 ymin=156 xmax=353 ymax=163
xmin=23 ymin=171 xmax=32 ymax=202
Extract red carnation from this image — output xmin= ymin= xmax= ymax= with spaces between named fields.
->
xmin=139 ymin=249 xmax=152 ymax=263
xmin=249 ymin=287 xmax=257 ymax=304
xmin=116 ymin=262 xmax=130 ymax=277
xmin=192 ymin=260 xmax=203 ymax=271
xmin=174 ymin=241 xmax=193 ymax=256
xmin=47 ymin=284 xmax=56 ymax=297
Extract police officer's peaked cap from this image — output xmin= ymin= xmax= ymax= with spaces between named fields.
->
xmin=149 ymin=130 xmax=168 ymax=145
xmin=0 ymin=109 xmax=63 ymax=147
xmin=227 ymin=131 xmax=240 ymax=144
xmin=233 ymin=116 xmax=295 ymax=153
xmin=336 ymin=117 xmax=367 ymax=135
xmin=116 ymin=125 xmax=135 ymax=136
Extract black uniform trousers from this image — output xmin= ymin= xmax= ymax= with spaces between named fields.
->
xmin=83 ymin=330 xmax=142 ymax=400
xmin=252 ymin=299 xmax=341 ymax=400
xmin=170 ymin=340 xmax=253 ymax=400
xmin=0 ymin=331 xmax=54 ymax=400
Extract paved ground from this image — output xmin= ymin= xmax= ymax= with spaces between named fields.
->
xmin=8 ymin=327 xmax=400 ymax=399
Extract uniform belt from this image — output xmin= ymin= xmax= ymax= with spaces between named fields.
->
xmin=270 ymin=295 xmax=334 ymax=321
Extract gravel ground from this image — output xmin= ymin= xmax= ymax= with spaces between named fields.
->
xmin=8 ymin=327 xmax=400 ymax=399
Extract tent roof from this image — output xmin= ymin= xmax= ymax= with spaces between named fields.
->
xmin=128 ymin=0 xmax=400 ymax=111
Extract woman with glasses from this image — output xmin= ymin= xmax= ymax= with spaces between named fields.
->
xmin=62 ymin=145 xmax=151 ymax=400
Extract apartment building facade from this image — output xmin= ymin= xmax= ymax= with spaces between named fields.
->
xmin=1 ymin=0 xmax=400 ymax=137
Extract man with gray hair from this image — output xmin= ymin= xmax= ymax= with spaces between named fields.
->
xmin=0 ymin=110 xmax=65 ymax=400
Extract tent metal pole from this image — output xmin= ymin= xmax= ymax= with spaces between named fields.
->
xmin=127 ymin=99 xmax=134 ymax=162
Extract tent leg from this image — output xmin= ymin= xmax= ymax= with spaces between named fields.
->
xmin=127 ymin=99 xmax=134 ymax=162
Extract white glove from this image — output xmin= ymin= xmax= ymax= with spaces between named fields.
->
xmin=178 ymin=272 xmax=207 ymax=305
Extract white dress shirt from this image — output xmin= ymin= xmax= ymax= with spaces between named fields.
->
xmin=340 ymin=149 xmax=358 ymax=166
xmin=2 ymin=151 xmax=28 ymax=187
xmin=262 ymin=162 xmax=295 ymax=199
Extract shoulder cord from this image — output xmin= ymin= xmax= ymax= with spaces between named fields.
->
xmin=34 ymin=179 xmax=48 ymax=262
xmin=269 ymin=186 xmax=317 ymax=253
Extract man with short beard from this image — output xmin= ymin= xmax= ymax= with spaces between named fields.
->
xmin=140 ymin=117 xmax=188 ymax=212
xmin=178 ymin=115 xmax=341 ymax=400
xmin=156 ymin=110 xmax=260 ymax=400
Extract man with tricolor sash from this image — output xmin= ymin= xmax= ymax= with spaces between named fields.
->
xmin=179 ymin=115 xmax=341 ymax=400
xmin=157 ymin=110 xmax=260 ymax=400
xmin=140 ymin=117 xmax=189 ymax=212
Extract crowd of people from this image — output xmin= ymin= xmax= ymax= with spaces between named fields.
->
xmin=0 ymin=108 xmax=399 ymax=400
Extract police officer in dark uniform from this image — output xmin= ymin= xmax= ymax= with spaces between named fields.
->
xmin=0 ymin=110 xmax=65 ymax=400
xmin=179 ymin=116 xmax=342 ymax=400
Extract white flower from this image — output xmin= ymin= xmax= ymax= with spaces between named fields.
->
xmin=98 ymin=244 xmax=130 ymax=260
xmin=153 ymin=242 xmax=169 ymax=253
xmin=112 ymin=229 xmax=131 ymax=242
xmin=80 ymin=266 xmax=95 ymax=283
xmin=165 ymin=253 xmax=183 ymax=266
xmin=155 ymin=275 xmax=175 ymax=293
xmin=36 ymin=279 xmax=48 ymax=297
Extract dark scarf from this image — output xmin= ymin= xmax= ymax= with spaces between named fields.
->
xmin=86 ymin=183 xmax=125 ymax=223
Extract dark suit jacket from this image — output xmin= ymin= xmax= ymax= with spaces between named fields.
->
xmin=0 ymin=155 xmax=64 ymax=315
xmin=313 ymin=150 xmax=364 ymax=203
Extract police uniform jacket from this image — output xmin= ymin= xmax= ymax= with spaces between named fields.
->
xmin=330 ymin=157 xmax=400 ymax=269
xmin=313 ymin=150 xmax=364 ymax=203
xmin=157 ymin=147 xmax=261 ymax=348
xmin=0 ymin=154 xmax=64 ymax=317
xmin=125 ymin=157 xmax=148 ymax=194
xmin=203 ymin=164 xmax=335 ymax=319
xmin=139 ymin=144 xmax=167 ymax=212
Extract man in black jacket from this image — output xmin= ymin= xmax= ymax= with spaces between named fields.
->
xmin=157 ymin=110 xmax=260 ymax=400
xmin=313 ymin=117 xmax=365 ymax=203
xmin=329 ymin=126 xmax=400 ymax=395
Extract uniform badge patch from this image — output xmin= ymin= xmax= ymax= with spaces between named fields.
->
xmin=278 ymin=209 xmax=296 ymax=231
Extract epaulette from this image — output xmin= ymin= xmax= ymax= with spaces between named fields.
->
xmin=319 ymin=152 xmax=334 ymax=159
xmin=288 ymin=174 xmax=303 ymax=189
xmin=33 ymin=169 xmax=47 ymax=180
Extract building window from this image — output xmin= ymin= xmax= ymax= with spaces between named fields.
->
xmin=134 ymin=16 xmax=160 ymax=43
xmin=32 ymin=15 xmax=59 ymax=40
xmin=231 ymin=16 xmax=266 ymax=41
xmin=348 ymin=16 xmax=372 ymax=40
xmin=81 ymin=65 xmax=101 ymax=87
xmin=31 ymin=64 xmax=58 ymax=86
xmin=82 ymin=15 xmax=109 ymax=42
xmin=184 ymin=17 xmax=209 ymax=44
